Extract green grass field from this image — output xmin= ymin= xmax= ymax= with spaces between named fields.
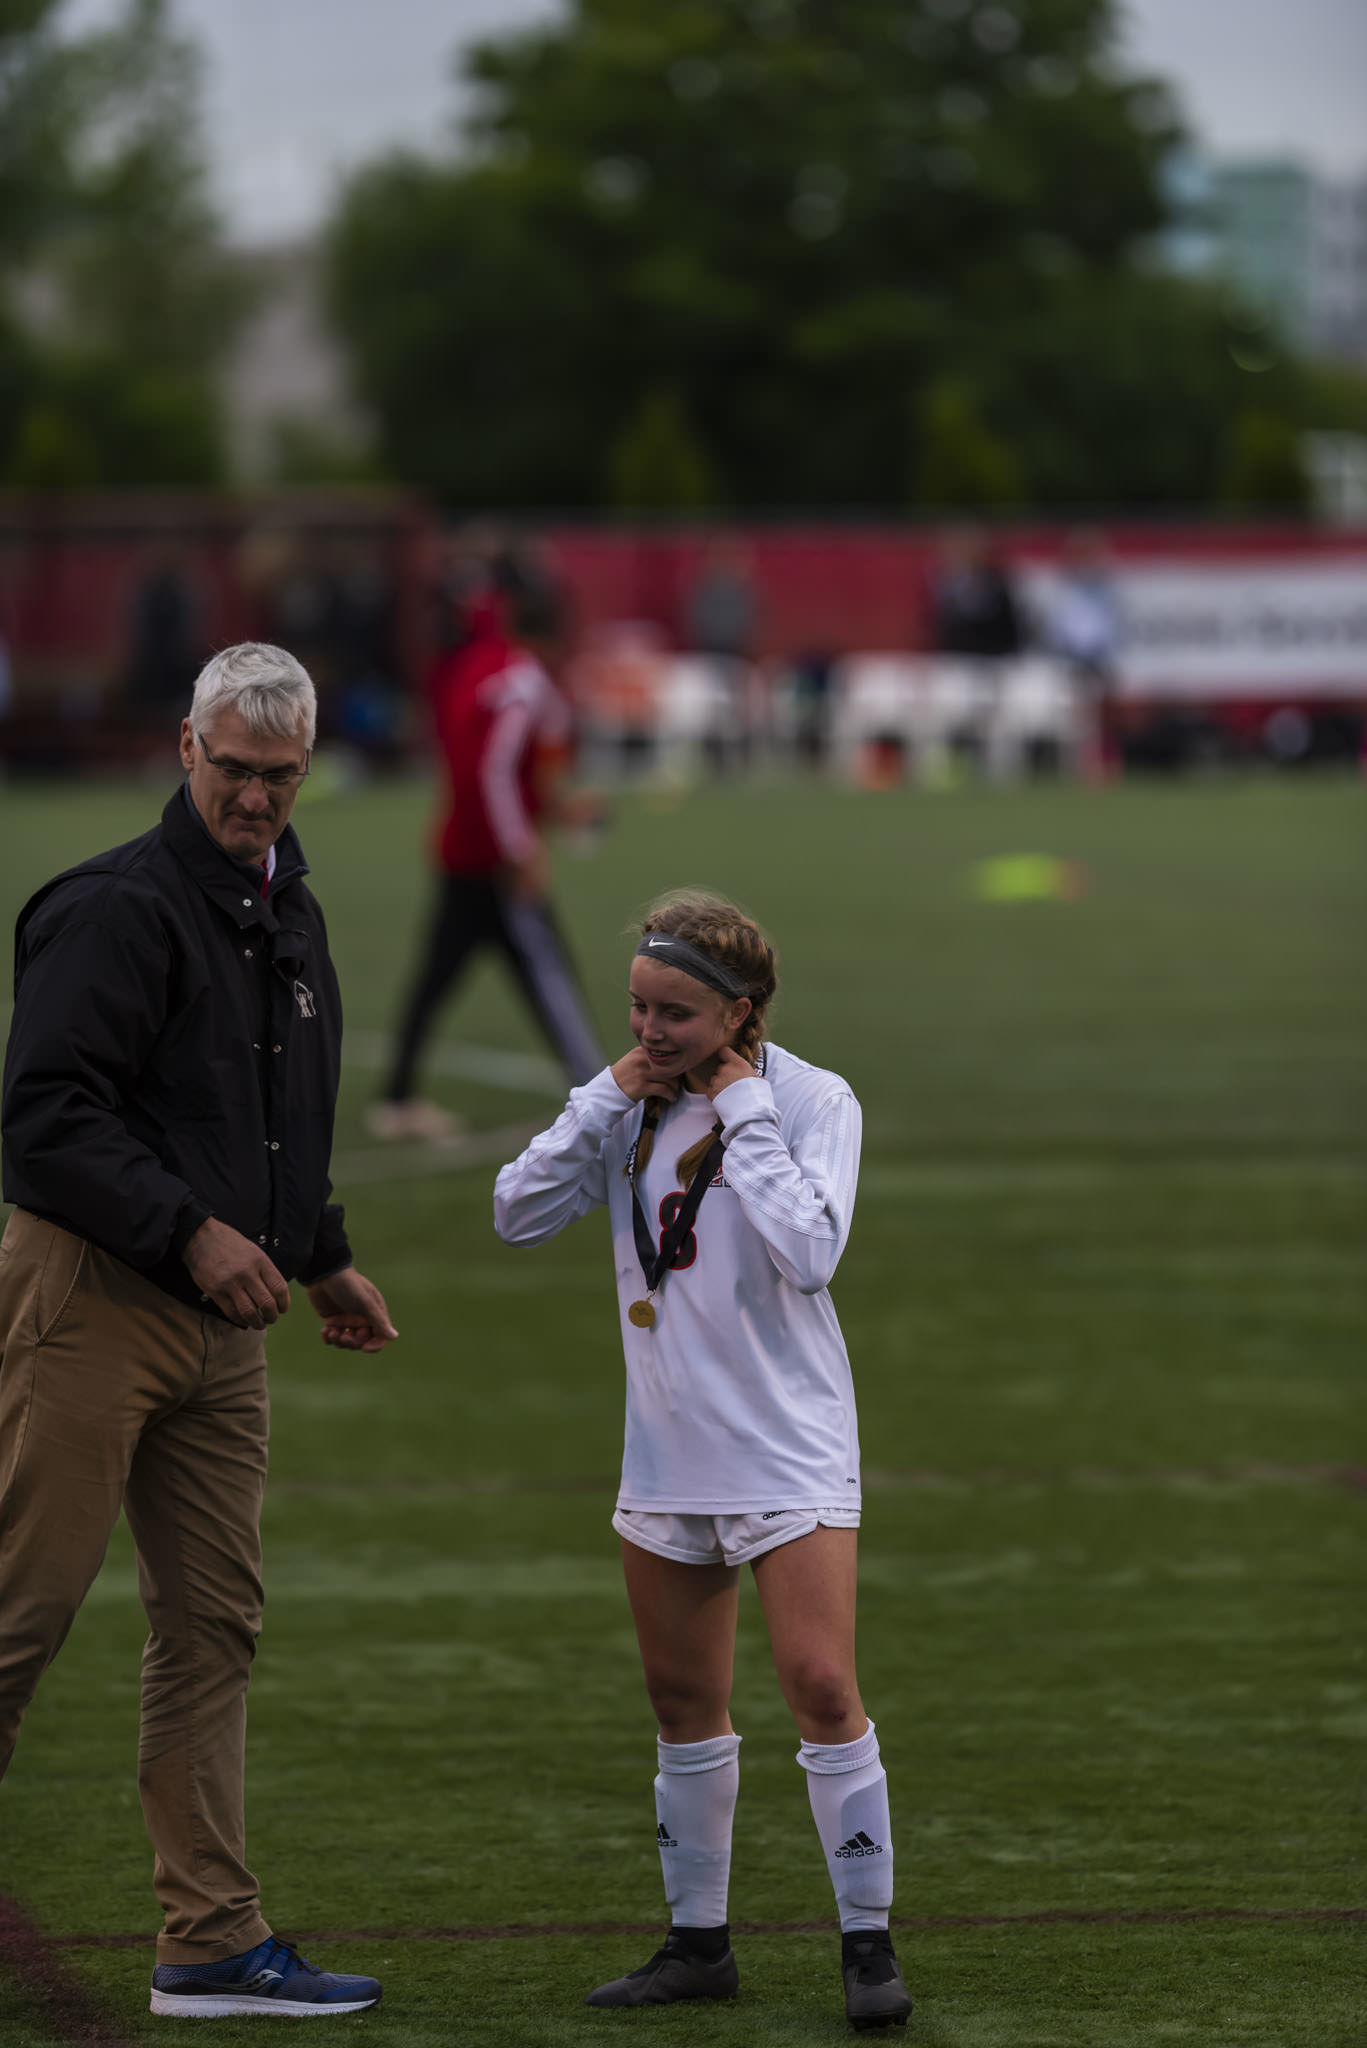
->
xmin=0 ymin=769 xmax=1362 ymax=2047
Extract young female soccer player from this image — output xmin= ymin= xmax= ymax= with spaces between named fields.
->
xmin=493 ymin=893 xmax=912 ymax=2031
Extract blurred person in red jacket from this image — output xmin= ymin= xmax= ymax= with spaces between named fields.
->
xmin=370 ymin=559 xmax=604 ymax=1141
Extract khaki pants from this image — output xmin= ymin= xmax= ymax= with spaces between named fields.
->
xmin=0 ymin=1208 xmax=273 ymax=1963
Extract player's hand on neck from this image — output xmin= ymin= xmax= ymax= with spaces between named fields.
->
xmin=611 ymin=1047 xmax=681 ymax=1104
xmin=694 ymin=1044 xmax=755 ymax=1100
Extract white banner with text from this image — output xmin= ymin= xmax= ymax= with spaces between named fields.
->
xmin=1024 ymin=557 xmax=1367 ymax=698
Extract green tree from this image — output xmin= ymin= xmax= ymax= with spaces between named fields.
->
xmin=0 ymin=0 xmax=247 ymax=486
xmin=325 ymin=0 xmax=1299 ymax=510
xmin=914 ymin=377 xmax=1023 ymax=508
xmin=608 ymin=386 xmax=718 ymax=509
xmin=1221 ymin=410 xmax=1311 ymax=513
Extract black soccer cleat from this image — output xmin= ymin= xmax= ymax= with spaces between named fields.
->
xmin=585 ymin=1928 xmax=739 ymax=2008
xmin=842 ymin=1930 xmax=913 ymax=2030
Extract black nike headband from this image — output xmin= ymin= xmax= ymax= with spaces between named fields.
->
xmin=634 ymin=931 xmax=749 ymax=1000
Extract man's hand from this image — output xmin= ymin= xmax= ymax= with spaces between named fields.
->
xmin=555 ymin=788 xmax=609 ymax=832
xmin=703 ymin=1045 xmax=756 ymax=1102
xmin=611 ymin=1047 xmax=681 ymax=1106
xmin=183 ymin=1218 xmax=291 ymax=1330
xmin=305 ymin=1266 xmax=398 ymax=1353
xmin=508 ymin=840 xmax=549 ymax=902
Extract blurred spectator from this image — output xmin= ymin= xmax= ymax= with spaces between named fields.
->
xmin=120 ymin=544 xmax=205 ymax=735
xmin=262 ymin=537 xmax=340 ymax=686
xmin=1045 ymin=529 xmax=1122 ymax=781
xmin=685 ymin=540 xmax=761 ymax=772
xmin=370 ymin=564 xmax=604 ymax=1141
xmin=788 ymin=650 xmax=835 ymax=770
xmin=237 ymin=526 xmax=294 ymax=639
xmin=926 ymin=527 xmax=1025 ymax=774
xmin=930 ymin=527 xmax=1025 ymax=657
xmin=567 ymin=620 xmax=666 ymax=780
xmin=325 ymin=537 xmax=404 ymax=765
xmin=686 ymin=540 xmax=759 ymax=662
xmin=429 ymin=518 xmax=509 ymax=657
xmin=1046 ymin=528 xmax=1121 ymax=682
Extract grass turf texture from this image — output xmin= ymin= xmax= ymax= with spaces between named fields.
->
xmin=0 ymin=772 xmax=1361 ymax=2046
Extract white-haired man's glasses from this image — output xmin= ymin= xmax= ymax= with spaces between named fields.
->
xmin=197 ymin=734 xmax=311 ymax=790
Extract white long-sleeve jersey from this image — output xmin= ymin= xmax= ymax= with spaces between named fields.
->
xmin=493 ymin=1043 xmax=863 ymax=1513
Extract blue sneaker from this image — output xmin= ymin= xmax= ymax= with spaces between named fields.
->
xmin=150 ymin=1935 xmax=381 ymax=2017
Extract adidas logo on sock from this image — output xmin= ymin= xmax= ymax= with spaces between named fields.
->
xmin=835 ymin=1830 xmax=883 ymax=1859
xmin=657 ymin=1822 xmax=678 ymax=1848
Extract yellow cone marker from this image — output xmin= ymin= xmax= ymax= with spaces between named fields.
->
xmin=971 ymin=855 xmax=1087 ymax=902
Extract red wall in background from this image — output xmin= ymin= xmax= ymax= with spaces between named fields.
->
xmin=539 ymin=521 xmax=1367 ymax=662
xmin=0 ymin=491 xmax=427 ymax=702
xmin=1 ymin=492 xmax=1364 ymax=699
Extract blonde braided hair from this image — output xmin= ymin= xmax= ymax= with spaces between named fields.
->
xmin=629 ymin=891 xmax=778 ymax=1189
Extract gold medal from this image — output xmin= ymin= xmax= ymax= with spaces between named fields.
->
xmin=628 ymin=1299 xmax=656 ymax=1329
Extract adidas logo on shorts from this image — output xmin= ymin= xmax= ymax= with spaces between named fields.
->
xmin=835 ymin=1830 xmax=883 ymax=1859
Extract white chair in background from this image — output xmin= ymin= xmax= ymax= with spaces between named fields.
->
xmin=829 ymin=655 xmax=922 ymax=779
xmin=984 ymin=657 xmax=1084 ymax=779
xmin=655 ymin=655 xmax=744 ymax=783
xmin=912 ymin=659 xmax=996 ymax=784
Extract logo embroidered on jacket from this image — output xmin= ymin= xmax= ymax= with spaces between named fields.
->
xmin=292 ymin=980 xmax=316 ymax=1019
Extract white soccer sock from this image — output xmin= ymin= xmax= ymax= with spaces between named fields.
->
xmin=797 ymin=1719 xmax=894 ymax=1932
xmin=654 ymin=1732 xmax=741 ymax=1931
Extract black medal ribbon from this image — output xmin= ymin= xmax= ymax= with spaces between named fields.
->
xmin=627 ymin=1124 xmax=725 ymax=1324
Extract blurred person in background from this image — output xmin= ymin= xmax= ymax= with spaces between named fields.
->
xmin=929 ymin=526 xmax=1025 ymax=660
xmin=494 ymin=893 xmax=913 ymax=2031
xmin=788 ymin=649 xmax=835 ymax=771
xmin=428 ymin=516 xmax=508 ymax=658
xmin=370 ymin=556 xmax=604 ymax=1141
xmin=325 ymin=536 xmax=405 ymax=767
xmin=1045 ymin=528 xmax=1123 ymax=783
xmin=120 ymin=542 xmax=206 ymax=753
xmin=260 ymin=535 xmax=340 ymax=696
xmin=0 ymin=642 xmax=395 ymax=2018
xmin=686 ymin=540 xmax=759 ymax=667
xmin=685 ymin=540 xmax=762 ymax=773
xmin=927 ymin=528 xmax=1026 ymax=771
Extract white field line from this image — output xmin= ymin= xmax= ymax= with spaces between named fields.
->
xmin=1 ymin=1007 xmax=1357 ymax=1192
xmin=331 ymin=1120 xmax=543 ymax=1187
xmin=0 ymin=1010 xmax=566 ymax=1093
xmin=859 ymin=1156 xmax=1365 ymax=1196
xmin=342 ymin=1030 xmax=565 ymax=1096
xmin=262 ymin=1461 xmax=1362 ymax=1502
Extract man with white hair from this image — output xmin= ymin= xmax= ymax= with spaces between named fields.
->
xmin=0 ymin=643 xmax=393 ymax=2017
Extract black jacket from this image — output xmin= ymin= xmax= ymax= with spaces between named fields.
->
xmin=2 ymin=787 xmax=352 ymax=1312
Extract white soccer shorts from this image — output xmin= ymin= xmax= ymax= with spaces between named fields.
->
xmin=612 ymin=1505 xmax=861 ymax=1568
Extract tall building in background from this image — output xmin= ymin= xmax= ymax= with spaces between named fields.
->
xmin=223 ymin=242 xmax=371 ymax=483
xmin=1210 ymin=158 xmax=1367 ymax=364
xmin=1155 ymin=151 xmax=1367 ymax=518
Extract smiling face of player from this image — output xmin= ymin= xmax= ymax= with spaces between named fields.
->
xmin=628 ymin=957 xmax=752 ymax=1094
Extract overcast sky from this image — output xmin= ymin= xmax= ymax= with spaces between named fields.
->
xmin=60 ymin=0 xmax=1367 ymax=245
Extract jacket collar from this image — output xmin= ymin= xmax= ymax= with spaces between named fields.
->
xmin=164 ymin=786 xmax=310 ymax=932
